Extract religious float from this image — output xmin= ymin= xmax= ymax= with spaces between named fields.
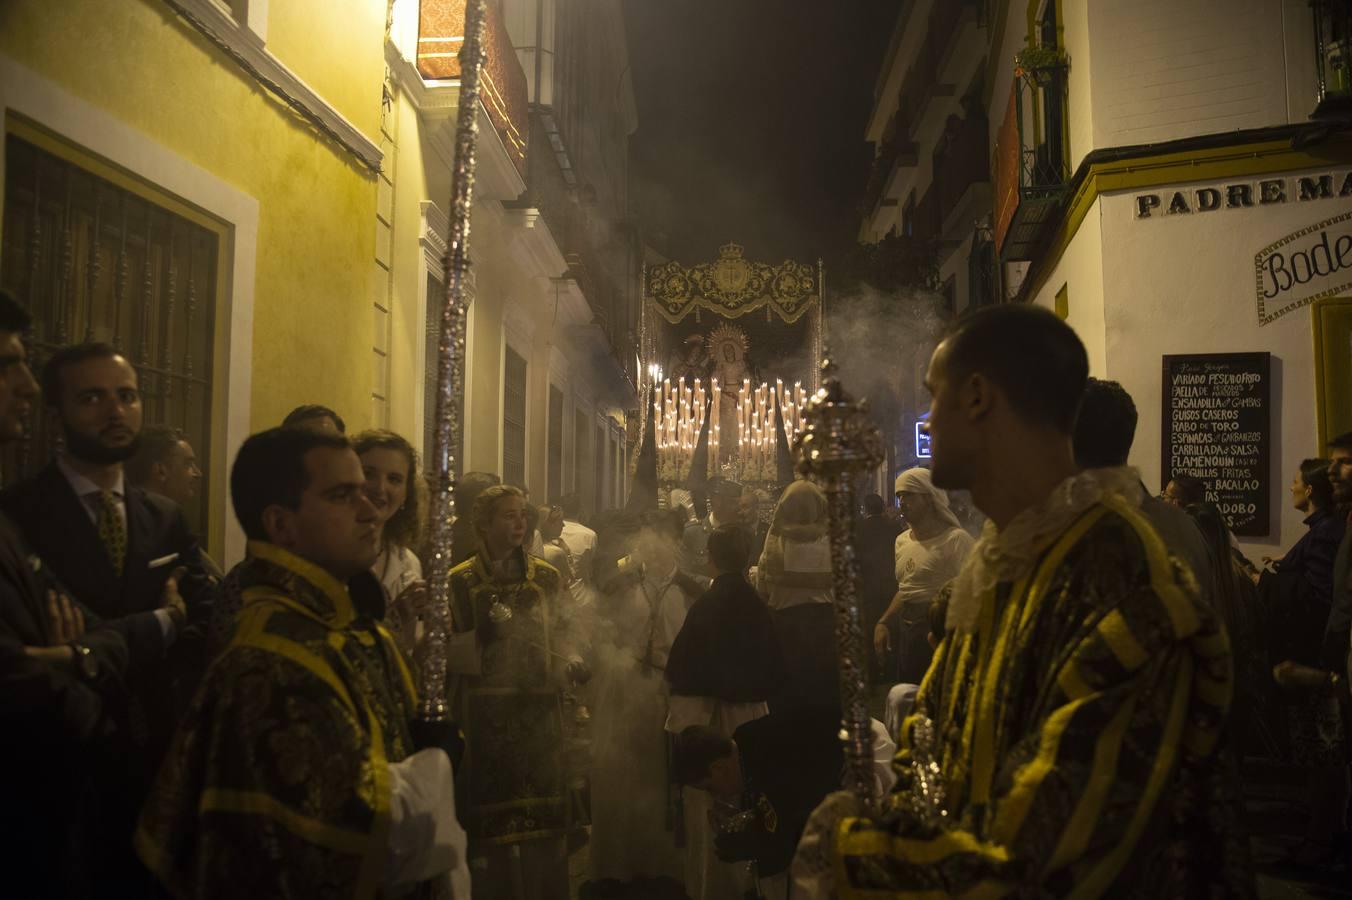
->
xmin=637 ymin=242 xmax=824 ymax=502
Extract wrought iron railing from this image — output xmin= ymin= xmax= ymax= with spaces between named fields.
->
xmin=1013 ymin=62 xmax=1070 ymax=200
xmin=1312 ymin=0 xmax=1352 ymax=119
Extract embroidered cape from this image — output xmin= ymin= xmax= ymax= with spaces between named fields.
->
xmin=447 ymin=550 xmax=574 ymax=847
xmin=135 ymin=542 xmax=417 ymax=900
xmin=797 ymin=488 xmax=1254 ymax=898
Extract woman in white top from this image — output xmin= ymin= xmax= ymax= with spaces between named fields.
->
xmin=535 ymin=504 xmax=576 ymax=583
xmin=873 ymin=467 xmax=975 ymax=684
xmin=353 ymin=429 xmax=427 ymax=660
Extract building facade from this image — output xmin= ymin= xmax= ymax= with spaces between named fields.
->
xmin=0 ymin=0 xmax=640 ymax=564
xmin=862 ymin=0 xmax=1352 ymax=558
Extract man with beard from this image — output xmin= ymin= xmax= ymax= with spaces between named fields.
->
xmin=794 ymin=304 xmax=1252 ymax=897
xmin=1 ymin=342 xmax=212 ymax=889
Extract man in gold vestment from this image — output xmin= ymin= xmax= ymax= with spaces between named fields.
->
xmin=136 ymin=427 xmax=469 ymax=899
xmin=795 ymin=305 xmax=1253 ymax=898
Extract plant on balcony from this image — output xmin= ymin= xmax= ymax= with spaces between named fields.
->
xmin=1013 ymin=45 xmax=1066 ymax=83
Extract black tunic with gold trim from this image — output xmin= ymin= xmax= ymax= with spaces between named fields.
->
xmin=448 ymin=550 xmax=571 ymax=847
xmin=135 ymin=542 xmax=417 ymax=900
xmin=821 ymin=492 xmax=1254 ymax=898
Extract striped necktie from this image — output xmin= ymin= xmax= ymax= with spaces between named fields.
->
xmin=95 ymin=489 xmax=126 ymax=577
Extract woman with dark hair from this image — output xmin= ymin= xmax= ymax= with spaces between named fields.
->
xmin=1258 ymin=458 xmax=1349 ymax=865
xmin=353 ymin=430 xmax=427 ymax=658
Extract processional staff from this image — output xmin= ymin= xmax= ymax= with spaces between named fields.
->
xmin=418 ymin=0 xmax=489 ymax=723
xmin=795 ymin=354 xmax=885 ymax=802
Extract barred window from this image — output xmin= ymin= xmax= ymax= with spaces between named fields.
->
xmin=503 ymin=344 xmax=527 ymax=488
xmin=0 ymin=126 xmax=219 ymax=538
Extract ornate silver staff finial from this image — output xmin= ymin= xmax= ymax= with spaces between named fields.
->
xmin=419 ymin=0 xmax=489 ymax=722
xmin=795 ymin=350 xmax=885 ymax=802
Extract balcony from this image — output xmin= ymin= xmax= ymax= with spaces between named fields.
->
xmin=930 ymin=0 xmax=986 ymax=88
xmin=898 ymin=32 xmax=954 ymax=149
xmin=998 ymin=60 xmax=1070 ymax=261
xmin=416 ymin=0 xmax=529 ymax=178
xmin=521 ymin=110 xmax=636 ymax=376
xmin=932 ymin=113 xmax=991 ymax=243
xmin=862 ymin=111 xmax=919 ymax=226
xmin=1311 ymin=0 xmax=1352 ymax=121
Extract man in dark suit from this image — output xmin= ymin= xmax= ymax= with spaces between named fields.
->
xmin=0 ymin=292 xmax=132 ymax=898
xmin=1 ymin=343 xmax=211 ymax=779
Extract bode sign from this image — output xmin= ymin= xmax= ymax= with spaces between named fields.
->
xmin=1161 ymin=352 xmax=1271 ymax=537
xmin=1132 ymin=168 xmax=1352 ymax=325
xmin=1254 ymin=210 xmax=1352 ymax=325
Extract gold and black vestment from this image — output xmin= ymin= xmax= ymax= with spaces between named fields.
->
xmin=136 ymin=541 xmax=417 ymax=900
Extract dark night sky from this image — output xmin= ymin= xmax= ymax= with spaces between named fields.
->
xmin=622 ymin=1 xmax=898 ymax=267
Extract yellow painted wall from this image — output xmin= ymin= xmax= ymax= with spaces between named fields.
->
xmin=0 ymin=0 xmax=384 ymax=431
xmin=265 ymin=0 xmax=387 ymax=140
xmin=386 ymin=90 xmax=430 ymax=443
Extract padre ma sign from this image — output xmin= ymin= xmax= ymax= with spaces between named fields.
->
xmin=1254 ymin=210 xmax=1352 ymax=324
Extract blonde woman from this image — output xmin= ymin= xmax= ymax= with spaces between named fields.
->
xmin=447 ymin=485 xmax=584 ymax=898
xmin=756 ymin=479 xmax=837 ymax=713
xmin=755 ymin=479 xmax=834 ymax=610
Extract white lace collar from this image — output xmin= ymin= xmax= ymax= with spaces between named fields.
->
xmin=947 ymin=466 xmax=1145 ymax=633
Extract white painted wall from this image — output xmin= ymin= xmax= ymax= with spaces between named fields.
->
xmin=1094 ymin=171 xmax=1333 ymax=559
xmin=1091 ymin=0 xmax=1288 ymax=149
xmin=1031 ymin=204 xmax=1108 ymax=377
xmin=1063 ymin=0 xmax=1094 ymax=172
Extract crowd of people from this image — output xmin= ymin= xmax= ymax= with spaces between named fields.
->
xmin=3 ymin=284 xmax=1352 ymax=899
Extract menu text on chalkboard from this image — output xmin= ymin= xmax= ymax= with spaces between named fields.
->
xmin=1161 ymin=352 xmax=1271 ymax=537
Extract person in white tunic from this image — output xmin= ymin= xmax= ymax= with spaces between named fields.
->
xmin=588 ymin=509 xmax=705 ymax=887
xmin=872 ymin=467 xmax=974 ymax=685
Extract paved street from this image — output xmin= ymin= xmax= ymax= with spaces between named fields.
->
xmin=1246 ymin=759 xmax=1351 ymax=899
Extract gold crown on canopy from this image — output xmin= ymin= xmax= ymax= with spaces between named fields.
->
xmin=718 ymin=242 xmax=745 ymax=259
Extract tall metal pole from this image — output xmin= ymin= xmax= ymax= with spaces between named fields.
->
xmin=419 ymin=0 xmax=489 ymax=722
xmin=796 ymin=355 xmax=884 ymax=800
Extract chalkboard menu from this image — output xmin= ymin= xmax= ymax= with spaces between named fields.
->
xmin=1161 ymin=352 xmax=1270 ymax=537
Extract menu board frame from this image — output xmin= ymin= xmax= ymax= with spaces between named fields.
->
xmin=1160 ymin=351 xmax=1271 ymax=537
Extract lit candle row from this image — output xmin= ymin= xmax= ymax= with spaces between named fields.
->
xmin=736 ymin=380 xmax=779 ymax=482
xmin=655 ymin=376 xmax=707 ymax=481
xmin=776 ymin=378 xmax=806 ymax=445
